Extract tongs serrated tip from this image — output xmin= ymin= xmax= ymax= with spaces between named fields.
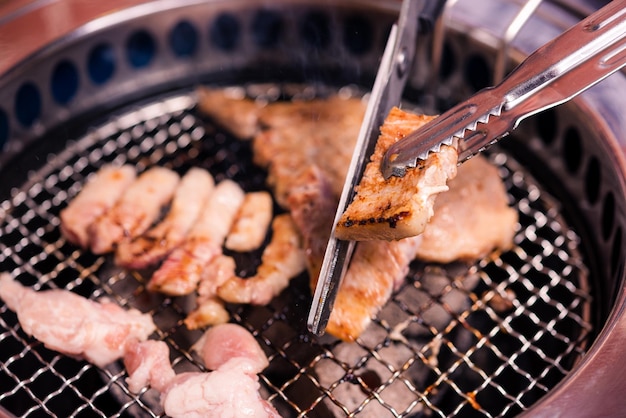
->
xmin=382 ymin=0 xmax=626 ymax=180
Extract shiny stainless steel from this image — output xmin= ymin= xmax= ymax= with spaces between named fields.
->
xmin=308 ymin=0 xmax=424 ymax=336
xmin=380 ymin=0 xmax=626 ymax=179
xmin=0 ymin=0 xmax=625 ymax=417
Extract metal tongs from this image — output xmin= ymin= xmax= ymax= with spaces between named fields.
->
xmin=308 ymin=0 xmax=626 ymax=336
xmin=307 ymin=0 xmax=446 ymax=336
xmin=381 ymin=0 xmax=626 ymax=179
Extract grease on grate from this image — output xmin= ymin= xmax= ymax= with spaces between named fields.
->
xmin=0 ymin=87 xmax=593 ymax=418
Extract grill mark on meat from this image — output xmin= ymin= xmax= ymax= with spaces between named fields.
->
xmin=148 ymin=179 xmax=245 ymax=296
xmin=115 ymin=168 xmax=215 ymax=269
xmin=335 ymin=107 xmax=458 ymax=241
xmin=89 ymin=167 xmax=180 ymax=254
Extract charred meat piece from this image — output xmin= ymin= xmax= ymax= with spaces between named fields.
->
xmin=217 ymin=213 xmax=306 ymax=305
xmin=60 ymin=165 xmax=136 ymax=248
xmin=148 ymin=179 xmax=245 ymax=296
xmin=89 ymin=167 xmax=180 ymax=254
xmin=0 ymin=274 xmax=155 ymax=367
xmin=225 ymin=191 xmax=273 ymax=252
xmin=336 ymin=107 xmax=458 ymax=241
xmin=414 ymin=155 xmax=518 ymax=262
xmin=326 ymin=237 xmax=421 ymax=341
xmin=116 ymin=168 xmax=215 ymax=269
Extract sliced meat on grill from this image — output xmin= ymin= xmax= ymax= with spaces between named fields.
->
xmin=195 ymin=323 xmax=269 ymax=374
xmin=197 ymin=87 xmax=263 ymax=139
xmin=124 ymin=339 xmax=175 ymax=393
xmin=161 ymin=359 xmax=281 ymax=418
xmin=89 ymin=167 xmax=180 ymax=254
xmin=217 ymin=214 xmax=306 ymax=305
xmin=225 ymin=191 xmax=273 ymax=252
xmin=123 ymin=323 xmax=279 ymax=418
xmin=148 ymin=179 xmax=245 ymax=296
xmin=325 ymin=237 xmax=421 ymax=341
xmin=335 ymin=107 xmax=458 ymax=241
xmin=414 ymin=155 xmax=518 ymax=262
xmin=185 ymin=255 xmax=237 ymax=329
xmin=115 ymin=168 xmax=215 ymax=269
xmin=286 ymin=165 xmax=337 ymax=286
xmin=60 ymin=164 xmax=136 ymax=248
xmin=251 ymin=96 xmax=366 ymax=207
xmin=0 ymin=273 xmax=155 ymax=367
xmin=146 ymin=180 xmax=244 ymax=296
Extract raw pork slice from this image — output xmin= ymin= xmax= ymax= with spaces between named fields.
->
xmin=0 ymin=274 xmax=155 ymax=367
xmin=335 ymin=107 xmax=458 ymax=241
xmin=161 ymin=359 xmax=280 ymax=418
xmin=123 ymin=324 xmax=279 ymax=418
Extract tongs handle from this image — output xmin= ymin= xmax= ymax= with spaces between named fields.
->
xmin=381 ymin=0 xmax=626 ymax=179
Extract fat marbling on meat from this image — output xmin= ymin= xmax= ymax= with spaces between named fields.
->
xmin=89 ymin=166 xmax=180 ymax=254
xmin=0 ymin=273 xmax=155 ymax=367
xmin=124 ymin=323 xmax=280 ymax=418
xmin=148 ymin=179 xmax=245 ymax=296
xmin=60 ymin=164 xmax=136 ymax=248
xmin=115 ymin=167 xmax=215 ymax=269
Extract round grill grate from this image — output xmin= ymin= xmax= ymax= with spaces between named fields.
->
xmin=0 ymin=86 xmax=592 ymax=418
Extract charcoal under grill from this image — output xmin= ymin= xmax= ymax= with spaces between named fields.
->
xmin=0 ymin=0 xmax=625 ymax=417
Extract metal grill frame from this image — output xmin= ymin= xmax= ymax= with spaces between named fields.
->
xmin=0 ymin=89 xmax=593 ymax=417
xmin=1 ymin=0 xmax=626 ymax=416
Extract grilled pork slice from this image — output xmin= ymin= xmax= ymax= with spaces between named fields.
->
xmin=225 ymin=191 xmax=273 ymax=252
xmin=89 ymin=167 xmax=180 ymax=254
xmin=0 ymin=274 xmax=155 ymax=367
xmin=185 ymin=255 xmax=237 ymax=329
xmin=325 ymin=237 xmax=421 ymax=341
xmin=286 ymin=166 xmax=337 ymax=286
xmin=251 ymin=96 xmax=366 ymax=207
xmin=197 ymin=87 xmax=263 ymax=139
xmin=217 ymin=214 xmax=306 ymax=305
xmin=335 ymin=107 xmax=458 ymax=241
xmin=148 ymin=179 xmax=245 ymax=296
xmin=60 ymin=165 xmax=136 ymax=248
xmin=116 ymin=168 xmax=215 ymax=269
xmin=414 ymin=155 xmax=518 ymax=262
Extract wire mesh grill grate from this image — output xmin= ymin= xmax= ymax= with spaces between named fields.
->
xmin=0 ymin=89 xmax=593 ymax=417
